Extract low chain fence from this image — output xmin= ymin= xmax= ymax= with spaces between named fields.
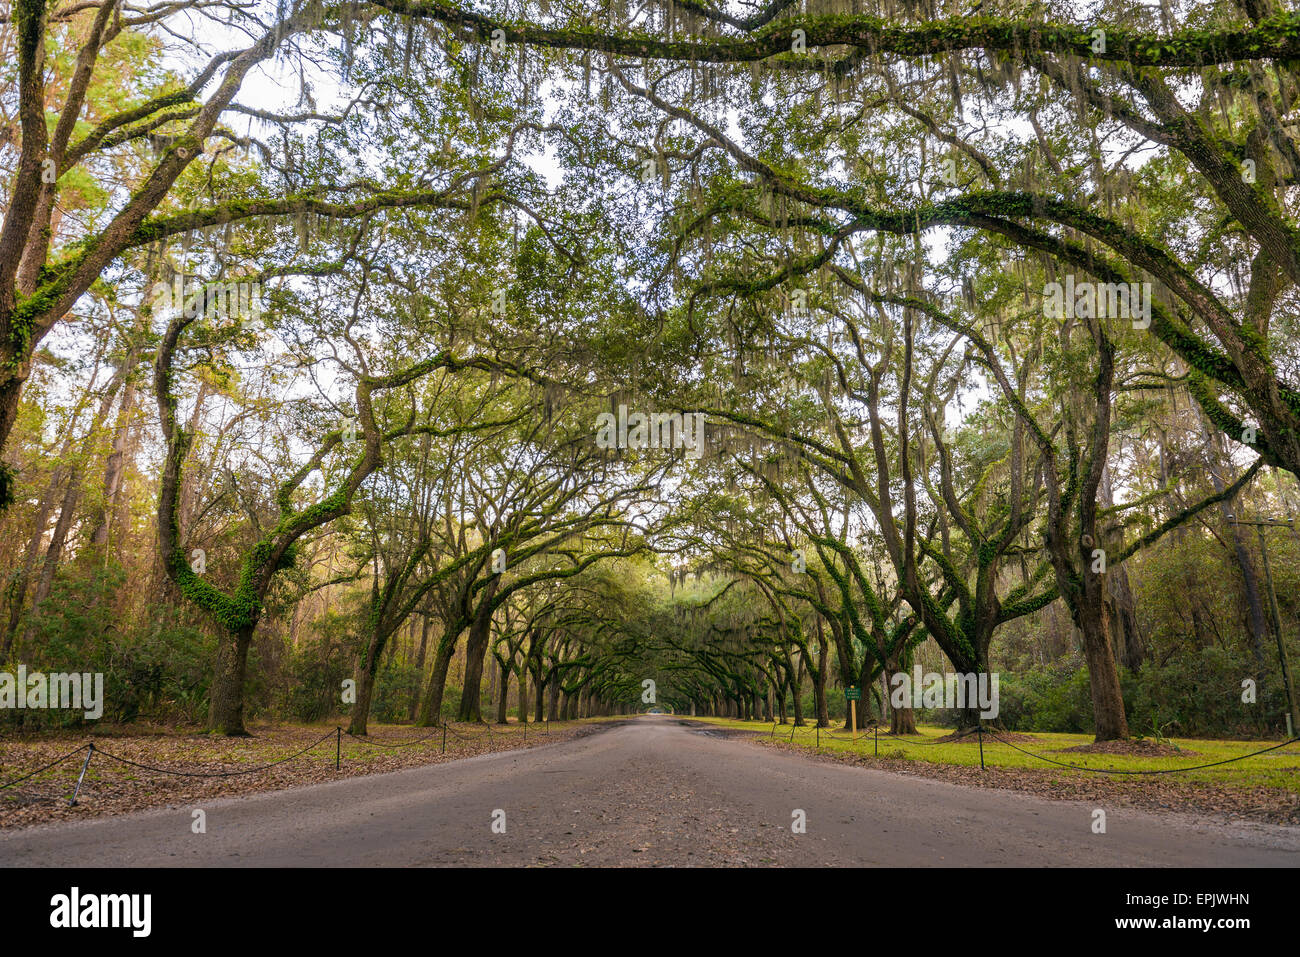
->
xmin=0 ymin=719 xmax=552 ymax=809
xmin=765 ymin=719 xmax=1300 ymax=771
xmin=7 ymin=716 xmax=1294 ymax=812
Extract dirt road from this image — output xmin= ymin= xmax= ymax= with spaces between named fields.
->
xmin=1 ymin=716 xmax=1294 ymax=866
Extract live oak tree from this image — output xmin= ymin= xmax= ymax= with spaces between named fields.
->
xmin=154 ymin=291 xmax=490 ymax=733
xmin=343 ymin=373 xmax=535 ymax=734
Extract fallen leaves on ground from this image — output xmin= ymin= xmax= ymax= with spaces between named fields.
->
xmin=1056 ymin=739 xmax=1198 ymax=756
xmin=0 ymin=721 xmax=594 ymax=830
xmin=934 ymin=729 xmax=1038 ymax=743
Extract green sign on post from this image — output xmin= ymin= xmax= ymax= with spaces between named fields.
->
xmin=845 ymin=686 xmax=861 ymax=701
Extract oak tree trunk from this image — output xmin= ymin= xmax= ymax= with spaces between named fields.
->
xmin=208 ymin=624 xmax=256 ymax=736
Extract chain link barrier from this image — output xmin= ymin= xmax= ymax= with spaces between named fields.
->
xmin=91 ymin=732 xmax=337 ymax=778
xmin=761 ymin=717 xmax=1300 ymax=771
xmin=0 ymin=743 xmax=91 ymax=790
xmin=9 ymin=717 xmax=1295 ymax=813
xmin=979 ymin=728 xmax=1300 ymax=775
xmin=1 ymin=719 xmax=558 ymax=809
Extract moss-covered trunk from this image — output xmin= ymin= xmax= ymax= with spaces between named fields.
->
xmin=415 ymin=637 xmax=456 ymax=727
xmin=208 ymin=623 xmax=255 ymax=736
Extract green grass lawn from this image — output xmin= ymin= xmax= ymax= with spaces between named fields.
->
xmin=680 ymin=715 xmax=1300 ymax=792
